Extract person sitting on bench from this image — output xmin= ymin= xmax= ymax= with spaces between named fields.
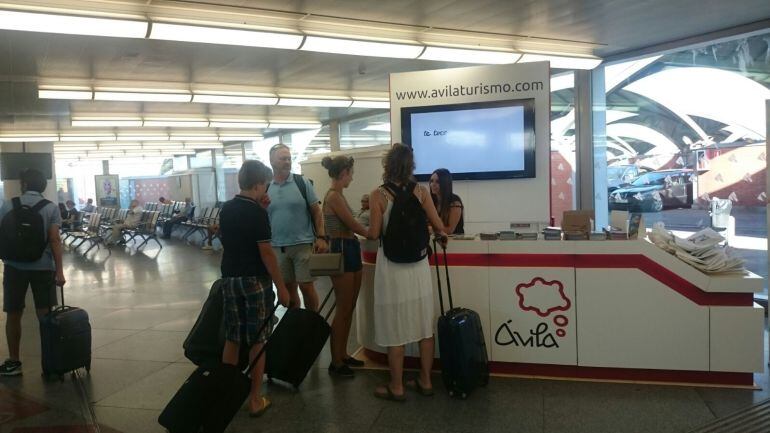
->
xmin=160 ymin=197 xmax=193 ymax=239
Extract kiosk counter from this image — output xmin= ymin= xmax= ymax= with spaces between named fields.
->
xmin=356 ymin=238 xmax=764 ymax=386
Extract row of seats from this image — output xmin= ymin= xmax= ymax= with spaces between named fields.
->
xmin=61 ymin=203 xmax=222 ymax=255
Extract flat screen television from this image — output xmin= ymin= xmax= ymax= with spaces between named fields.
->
xmin=0 ymin=152 xmax=53 ymax=180
xmin=401 ymin=98 xmax=536 ymax=181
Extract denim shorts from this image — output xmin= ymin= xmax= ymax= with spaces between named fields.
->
xmin=330 ymin=238 xmax=362 ymax=273
xmin=222 ymin=276 xmax=275 ymax=347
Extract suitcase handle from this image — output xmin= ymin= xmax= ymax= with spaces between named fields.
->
xmin=432 ymin=237 xmax=453 ymax=315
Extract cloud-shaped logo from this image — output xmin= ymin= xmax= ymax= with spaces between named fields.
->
xmin=515 ymin=277 xmax=571 ymax=317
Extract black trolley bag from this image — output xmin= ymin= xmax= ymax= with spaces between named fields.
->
xmin=40 ymin=284 xmax=92 ymax=380
xmin=434 ymin=238 xmax=489 ymax=399
xmin=265 ymin=289 xmax=335 ymax=388
xmin=159 ymin=301 xmax=280 ymax=433
xmin=183 ymin=279 xmax=249 ymax=370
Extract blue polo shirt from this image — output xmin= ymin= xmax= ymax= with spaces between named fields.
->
xmin=267 ymin=174 xmax=318 ymax=247
xmin=0 ymin=191 xmax=61 ymax=271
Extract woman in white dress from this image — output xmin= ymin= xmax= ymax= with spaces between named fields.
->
xmin=368 ymin=144 xmax=448 ymax=401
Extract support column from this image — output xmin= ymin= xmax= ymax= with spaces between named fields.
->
xmin=102 ymin=159 xmax=109 ymax=175
xmin=329 ymin=120 xmax=341 ymax=152
xmin=574 ymin=68 xmax=608 ymax=229
xmin=241 ymin=142 xmax=247 ymax=161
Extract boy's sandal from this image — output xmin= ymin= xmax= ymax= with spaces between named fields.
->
xmin=373 ymin=384 xmax=406 ymax=402
xmin=249 ymin=397 xmax=272 ymax=418
xmin=406 ymin=378 xmax=435 ymax=396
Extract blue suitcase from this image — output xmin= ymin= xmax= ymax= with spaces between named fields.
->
xmin=40 ymin=286 xmax=91 ymax=380
xmin=434 ymin=240 xmax=489 ymax=399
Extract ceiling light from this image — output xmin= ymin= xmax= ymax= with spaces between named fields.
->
xmin=278 ymin=98 xmax=352 ymax=108
xmin=149 ymin=22 xmax=303 ymax=50
xmin=59 ymin=134 xmax=116 ymax=142
xmin=209 ymin=121 xmax=269 ymax=128
xmin=54 ymin=146 xmax=95 ymax=152
xmin=39 ymin=87 xmax=93 ymax=100
xmin=94 ymin=91 xmax=192 ymax=103
xmin=184 ymin=143 xmax=224 ymax=150
xmin=142 ymin=143 xmax=185 ymax=150
xmin=350 ymin=99 xmax=390 ymax=109
xmin=143 ymin=119 xmax=209 ymax=128
xmin=301 ymin=36 xmax=424 ymax=59
xmin=268 ymin=122 xmax=322 ymax=130
xmin=99 ymin=142 xmax=142 ymax=149
xmin=419 ymin=46 xmax=521 ymax=64
xmin=170 ymin=134 xmax=219 ymax=141
xmin=0 ymin=10 xmax=148 ymax=39
xmin=116 ymin=134 xmax=169 ymax=141
xmin=71 ymin=117 xmax=143 ymax=127
xmin=192 ymin=94 xmax=278 ymax=105
xmin=219 ymin=133 xmax=263 ymax=141
xmin=518 ymin=54 xmax=602 ymax=70
xmin=160 ymin=150 xmax=196 ymax=156
xmin=0 ymin=134 xmax=58 ymax=142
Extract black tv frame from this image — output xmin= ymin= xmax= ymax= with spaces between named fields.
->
xmin=0 ymin=152 xmax=54 ymax=180
xmin=401 ymin=98 xmax=536 ymax=181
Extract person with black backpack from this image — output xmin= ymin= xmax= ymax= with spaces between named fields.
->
xmin=368 ymin=144 xmax=448 ymax=401
xmin=0 ymin=169 xmax=66 ymax=376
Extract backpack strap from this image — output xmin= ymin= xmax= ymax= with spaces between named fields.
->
xmin=293 ymin=173 xmax=316 ymax=236
xmin=31 ymin=199 xmax=51 ymax=214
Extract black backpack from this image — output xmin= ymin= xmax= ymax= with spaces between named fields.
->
xmin=381 ymin=182 xmax=429 ymax=263
xmin=0 ymin=197 xmax=51 ymax=262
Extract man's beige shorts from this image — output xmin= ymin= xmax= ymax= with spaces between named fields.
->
xmin=273 ymin=243 xmax=315 ymax=284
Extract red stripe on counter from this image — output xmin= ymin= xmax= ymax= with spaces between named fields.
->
xmin=575 ymin=254 xmax=752 ymax=306
xmin=362 ymin=349 xmax=752 ymax=387
xmin=362 ymin=251 xmax=752 ymax=306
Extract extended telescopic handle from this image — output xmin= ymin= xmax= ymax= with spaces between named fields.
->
xmin=433 ymin=238 xmax=445 ymax=316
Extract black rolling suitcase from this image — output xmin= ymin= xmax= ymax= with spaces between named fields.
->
xmin=434 ymin=239 xmax=489 ymax=399
xmin=40 ymin=285 xmax=92 ymax=380
xmin=159 ymin=302 xmax=280 ymax=433
xmin=184 ymin=279 xmax=249 ymax=370
xmin=265 ymin=289 xmax=335 ymax=388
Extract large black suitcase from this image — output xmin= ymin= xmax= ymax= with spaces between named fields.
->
xmin=265 ymin=290 xmax=335 ymax=388
xmin=40 ymin=285 xmax=91 ymax=380
xmin=434 ymin=239 xmax=489 ymax=399
xmin=159 ymin=302 xmax=279 ymax=433
xmin=183 ymin=279 xmax=249 ymax=369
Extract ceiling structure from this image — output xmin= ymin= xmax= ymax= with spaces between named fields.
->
xmin=0 ymin=0 xmax=768 ymax=159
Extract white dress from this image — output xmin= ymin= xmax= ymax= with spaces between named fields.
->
xmin=373 ymin=198 xmax=435 ymax=347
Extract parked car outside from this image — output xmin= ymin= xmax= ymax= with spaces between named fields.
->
xmin=607 ymin=164 xmax=640 ymax=194
xmin=608 ymin=169 xmax=694 ymax=212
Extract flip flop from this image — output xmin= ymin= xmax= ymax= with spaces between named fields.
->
xmin=249 ymin=397 xmax=272 ymax=418
xmin=373 ymin=384 xmax=406 ymax=402
xmin=406 ymin=378 xmax=435 ymax=397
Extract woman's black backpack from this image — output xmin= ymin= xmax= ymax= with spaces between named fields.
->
xmin=0 ymin=197 xmax=50 ymax=262
xmin=381 ymin=182 xmax=429 ymax=263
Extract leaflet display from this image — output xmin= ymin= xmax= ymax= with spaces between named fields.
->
xmin=401 ymin=99 xmax=536 ymax=181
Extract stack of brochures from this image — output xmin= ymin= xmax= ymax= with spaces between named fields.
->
xmin=498 ymin=231 xmax=517 ymax=240
xmin=590 ymin=232 xmax=607 ymax=241
xmin=603 ymin=226 xmax=628 ymax=240
xmin=648 ymin=225 xmax=745 ymax=274
xmin=479 ymin=233 xmax=498 ymax=241
xmin=515 ymin=232 xmax=539 ymax=240
xmin=543 ymin=227 xmax=562 ymax=240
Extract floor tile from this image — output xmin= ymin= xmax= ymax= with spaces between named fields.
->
xmin=94 ymin=363 xmax=195 ymax=410
xmin=89 ymin=309 xmax=191 ymax=331
xmin=94 ymin=406 xmax=165 ymax=433
xmin=92 ymin=330 xmax=187 ymax=362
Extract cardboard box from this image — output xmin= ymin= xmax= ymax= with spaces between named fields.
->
xmin=562 ymin=210 xmax=594 ymax=234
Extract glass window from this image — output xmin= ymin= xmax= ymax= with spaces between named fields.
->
xmin=602 ymin=32 xmax=769 ymax=293
xmin=550 ymin=71 xmax=576 ymax=225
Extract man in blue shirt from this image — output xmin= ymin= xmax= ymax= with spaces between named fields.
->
xmin=265 ymin=144 xmax=328 ymax=311
xmin=0 ymin=169 xmax=66 ymax=376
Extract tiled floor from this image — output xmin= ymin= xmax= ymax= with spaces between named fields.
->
xmin=0 ymin=238 xmax=768 ymax=433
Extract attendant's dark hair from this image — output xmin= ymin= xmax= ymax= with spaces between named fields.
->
xmin=321 ymin=155 xmax=354 ymax=179
xmin=431 ymin=168 xmax=453 ymax=225
xmin=382 ymin=143 xmax=415 ymax=184
xmin=238 ymin=160 xmax=273 ymax=190
xmin=20 ymin=168 xmax=46 ymax=193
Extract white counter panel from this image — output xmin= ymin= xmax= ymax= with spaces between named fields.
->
xmin=576 ymin=268 xmax=709 ymax=371
xmin=490 ymin=267 xmax=577 ymax=365
xmin=710 ymin=303 xmax=765 ymax=372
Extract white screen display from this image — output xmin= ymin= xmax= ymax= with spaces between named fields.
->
xmin=408 ymin=105 xmax=528 ymax=177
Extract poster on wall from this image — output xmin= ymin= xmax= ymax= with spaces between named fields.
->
xmin=95 ymin=175 xmax=120 ymax=207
